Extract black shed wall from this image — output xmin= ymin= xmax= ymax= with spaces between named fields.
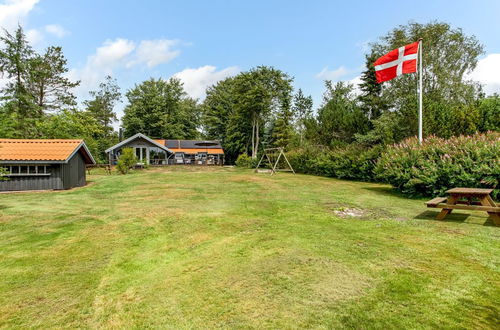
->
xmin=62 ymin=152 xmax=86 ymax=189
xmin=0 ymin=152 xmax=87 ymax=192
xmin=0 ymin=165 xmax=63 ymax=191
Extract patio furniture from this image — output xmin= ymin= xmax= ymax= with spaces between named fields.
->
xmin=425 ymin=188 xmax=500 ymax=225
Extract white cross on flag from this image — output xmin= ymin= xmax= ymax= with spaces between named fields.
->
xmin=374 ymin=41 xmax=419 ymax=83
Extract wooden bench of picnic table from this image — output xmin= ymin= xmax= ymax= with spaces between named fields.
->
xmin=425 ymin=188 xmax=500 ymax=225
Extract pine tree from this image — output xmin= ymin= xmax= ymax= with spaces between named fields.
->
xmin=292 ymin=89 xmax=313 ymax=146
xmin=84 ymin=75 xmax=121 ymax=137
xmin=0 ymin=26 xmax=39 ymax=137
xmin=28 ymin=46 xmax=79 ymax=113
xmin=358 ymin=52 xmax=387 ymax=121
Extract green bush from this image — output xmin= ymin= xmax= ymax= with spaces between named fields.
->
xmin=286 ymin=145 xmax=383 ymax=181
xmin=235 ymin=154 xmax=255 ymax=168
xmin=0 ymin=166 xmax=8 ymax=181
xmin=375 ymin=132 xmax=500 ymax=199
xmin=116 ymin=147 xmax=138 ymax=174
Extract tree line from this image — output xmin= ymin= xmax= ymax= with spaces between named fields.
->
xmin=1 ymin=22 xmax=499 ymax=164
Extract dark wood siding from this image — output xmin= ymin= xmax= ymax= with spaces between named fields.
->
xmin=0 ymin=152 xmax=87 ymax=192
xmin=0 ymin=164 xmax=63 ymax=191
xmin=62 ymin=152 xmax=86 ymax=189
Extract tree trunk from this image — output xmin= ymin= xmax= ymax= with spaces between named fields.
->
xmin=251 ymin=113 xmax=260 ymax=159
xmin=251 ymin=115 xmax=256 ymax=158
xmin=254 ymin=119 xmax=259 ymax=159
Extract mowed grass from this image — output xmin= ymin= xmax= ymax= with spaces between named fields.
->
xmin=0 ymin=167 xmax=499 ymax=329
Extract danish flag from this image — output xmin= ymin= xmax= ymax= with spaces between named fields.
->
xmin=374 ymin=41 xmax=419 ymax=83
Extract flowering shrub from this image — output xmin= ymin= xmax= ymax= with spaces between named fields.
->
xmin=286 ymin=133 xmax=499 ymax=200
xmin=375 ymin=132 xmax=500 ymax=199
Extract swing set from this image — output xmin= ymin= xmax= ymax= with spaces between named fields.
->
xmin=255 ymin=147 xmax=295 ymax=175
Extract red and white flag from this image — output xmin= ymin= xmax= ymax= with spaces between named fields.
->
xmin=374 ymin=41 xmax=419 ymax=83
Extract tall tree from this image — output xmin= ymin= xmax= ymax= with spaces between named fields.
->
xmin=233 ymin=66 xmax=293 ymax=158
xmin=84 ymin=75 xmax=121 ymax=136
xmin=122 ymin=78 xmax=199 ymax=139
xmin=201 ymin=66 xmax=293 ymax=161
xmin=0 ymin=26 xmax=39 ymax=136
xmin=178 ymin=97 xmax=201 ymax=139
xmin=313 ymin=81 xmax=369 ymax=146
xmin=358 ymin=52 xmax=387 ymax=121
xmin=28 ymin=46 xmax=79 ymax=112
xmin=362 ymin=21 xmax=484 ymax=140
xmin=292 ymin=88 xmax=313 ymax=146
xmin=0 ymin=26 xmax=79 ymax=137
xmin=202 ymin=77 xmax=236 ymax=143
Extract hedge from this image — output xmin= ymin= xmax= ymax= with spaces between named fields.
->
xmin=284 ymin=132 xmax=500 ymax=199
xmin=286 ymin=144 xmax=383 ymax=182
xmin=375 ymin=132 xmax=500 ymax=199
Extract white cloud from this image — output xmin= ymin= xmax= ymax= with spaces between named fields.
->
xmin=0 ymin=1 xmax=68 ymax=48
xmin=469 ymin=53 xmax=500 ymax=95
xmin=92 ymin=38 xmax=136 ymax=66
xmin=69 ymin=37 xmax=183 ymax=99
xmin=316 ymin=66 xmax=349 ymax=81
xmin=25 ymin=27 xmax=43 ymax=45
xmin=44 ymin=24 xmax=68 ymax=38
xmin=0 ymin=0 xmax=39 ymax=32
xmin=68 ymin=38 xmax=136 ymax=98
xmin=173 ymin=65 xmax=240 ymax=99
xmin=127 ymin=39 xmax=180 ymax=68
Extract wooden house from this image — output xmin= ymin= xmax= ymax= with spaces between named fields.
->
xmin=105 ymin=133 xmax=224 ymax=165
xmin=0 ymin=139 xmax=96 ymax=191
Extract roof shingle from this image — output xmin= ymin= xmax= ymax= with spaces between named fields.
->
xmin=0 ymin=139 xmax=89 ymax=162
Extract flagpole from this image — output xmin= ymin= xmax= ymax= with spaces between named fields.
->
xmin=418 ymin=38 xmax=423 ymax=144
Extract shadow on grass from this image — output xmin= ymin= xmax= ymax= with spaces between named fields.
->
xmin=362 ymin=186 xmax=423 ymax=200
xmin=414 ymin=210 xmax=470 ymax=223
xmin=414 ymin=210 xmax=497 ymax=226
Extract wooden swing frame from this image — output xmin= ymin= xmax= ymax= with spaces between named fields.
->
xmin=255 ymin=147 xmax=295 ymax=175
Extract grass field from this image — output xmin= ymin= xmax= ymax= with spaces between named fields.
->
xmin=0 ymin=167 xmax=499 ymax=328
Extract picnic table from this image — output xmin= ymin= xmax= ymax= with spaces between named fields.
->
xmin=425 ymin=188 xmax=500 ymax=226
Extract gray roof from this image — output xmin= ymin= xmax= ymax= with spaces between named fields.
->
xmin=105 ymin=133 xmax=173 ymax=153
xmin=164 ymin=140 xmax=222 ymax=149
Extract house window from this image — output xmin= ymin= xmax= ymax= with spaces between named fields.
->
xmin=3 ymin=165 xmax=52 ymax=176
xmin=135 ymin=147 xmax=148 ymax=164
xmin=149 ymin=147 xmax=166 ymax=165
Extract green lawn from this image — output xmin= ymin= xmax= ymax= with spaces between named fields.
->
xmin=0 ymin=167 xmax=499 ymax=329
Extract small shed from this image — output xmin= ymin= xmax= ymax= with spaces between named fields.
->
xmin=0 ymin=139 xmax=96 ymax=192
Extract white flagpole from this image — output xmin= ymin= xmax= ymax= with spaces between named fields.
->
xmin=418 ymin=38 xmax=423 ymax=144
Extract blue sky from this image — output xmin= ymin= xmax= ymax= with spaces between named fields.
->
xmin=1 ymin=0 xmax=500 ymax=127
